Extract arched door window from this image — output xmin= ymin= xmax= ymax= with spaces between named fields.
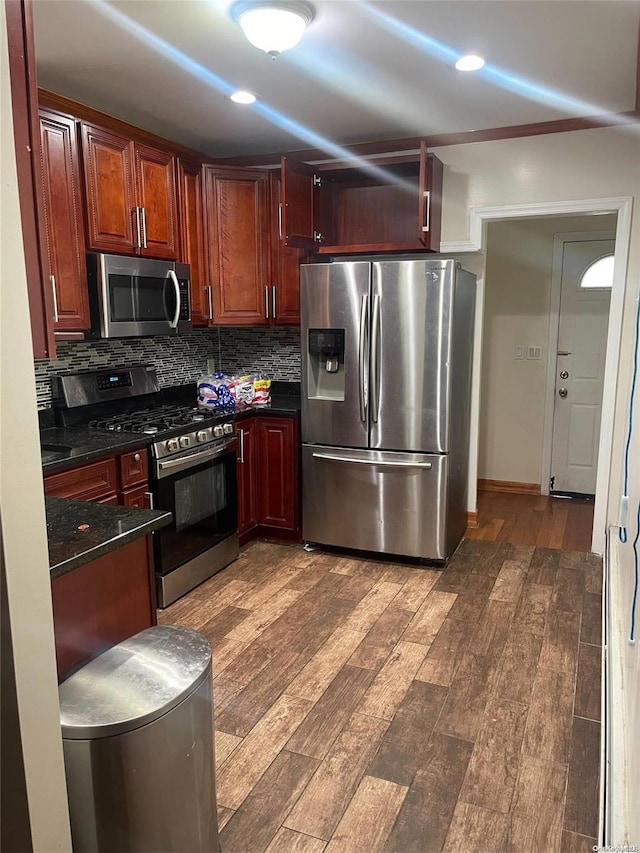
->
xmin=579 ymin=254 xmax=615 ymax=290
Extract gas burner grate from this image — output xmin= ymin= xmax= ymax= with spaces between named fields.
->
xmin=86 ymin=404 xmax=232 ymax=436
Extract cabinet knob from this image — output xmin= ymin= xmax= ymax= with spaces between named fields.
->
xmin=134 ymin=453 xmax=141 ymax=462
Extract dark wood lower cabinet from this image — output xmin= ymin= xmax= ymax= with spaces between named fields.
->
xmin=237 ymin=418 xmax=258 ymax=538
xmin=257 ymin=417 xmax=298 ymax=531
xmin=43 ymin=447 xmax=148 ymax=505
xmin=121 ymin=484 xmax=150 ymax=509
xmin=236 ymin=415 xmax=300 ymax=545
xmin=51 ymin=537 xmax=156 ymax=682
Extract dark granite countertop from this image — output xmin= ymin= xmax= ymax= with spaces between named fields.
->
xmin=41 ymin=426 xmax=153 ymax=476
xmin=47 ymin=497 xmax=172 ymax=580
xmin=235 ymin=396 xmax=301 ymax=419
xmin=40 ymin=383 xmax=300 ymax=475
xmin=239 ymin=381 xmax=301 ymax=417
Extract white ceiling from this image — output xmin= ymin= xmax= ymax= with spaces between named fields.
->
xmin=33 ymin=0 xmax=640 ymax=158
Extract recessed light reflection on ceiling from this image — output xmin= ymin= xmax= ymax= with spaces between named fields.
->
xmin=455 ymin=54 xmax=485 ymax=72
xmin=359 ymin=3 xmax=638 ymax=129
xmin=230 ymin=90 xmax=257 ymax=104
xmin=88 ymin=0 xmax=417 ymax=190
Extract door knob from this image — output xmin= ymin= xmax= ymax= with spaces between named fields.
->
xmin=558 ymin=387 xmax=568 ymax=398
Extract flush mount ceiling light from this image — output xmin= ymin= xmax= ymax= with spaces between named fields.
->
xmin=231 ymin=1 xmax=315 ymax=57
xmin=455 ymin=54 xmax=485 ymax=71
xmin=230 ymin=90 xmax=257 ymax=104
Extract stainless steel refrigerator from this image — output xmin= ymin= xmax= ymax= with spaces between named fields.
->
xmin=301 ymin=259 xmax=476 ymax=561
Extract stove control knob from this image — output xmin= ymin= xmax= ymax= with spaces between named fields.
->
xmin=196 ymin=430 xmax=209 ymax=443
xmin=166 ymin=438 xmax=180 ymax=452
xmin=179 ymin=436 xmax=191 ymax=448
xmin=223 ymin=423 xmax=234 ymax=435
xmin=213 ymin=425 xmax=224 ymax=438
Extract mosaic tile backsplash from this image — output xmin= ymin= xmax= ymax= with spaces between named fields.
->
xmin=35 ymin=327 xmax=301 ymax=409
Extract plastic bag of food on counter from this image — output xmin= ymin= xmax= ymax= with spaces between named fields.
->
xmin=228 ymin=375 xmax=255 ymax=409
xmin=251 ymin=376 xmax=271 ymax=406
xmin=227 ymin=374 xmax=271 ymax=408
xmin=197 ymin=373 xmax=234 ymax=410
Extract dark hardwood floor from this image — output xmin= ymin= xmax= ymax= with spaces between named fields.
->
xmin=467 ymin=491 xmax=595 ymax=552
xmin=159 ymin=535 xmax=602 ymax=852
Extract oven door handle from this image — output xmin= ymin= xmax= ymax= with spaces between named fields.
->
xmin=157 ymin=438 xmax=236 ymax=477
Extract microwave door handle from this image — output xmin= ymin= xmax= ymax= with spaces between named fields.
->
xmin=168 ymin=270 xmax=181 ymax=328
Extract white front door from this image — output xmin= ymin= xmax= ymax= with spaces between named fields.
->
xmin=550 ymin=239 xmax=614 ymax=495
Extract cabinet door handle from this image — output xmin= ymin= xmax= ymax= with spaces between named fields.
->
xmin=421 ymin=190 xmax=431 ymax=233
xmin=134 ymin=207 xmax=142 ymax=248
xmin=272 ymin=285 xmax=277 ymax=319
xmin=49 ymin=275 xmax=59 ymax=323
xmin=141 ymin=207 xmax=148 ymax=248
xmin=145 ymin=491 xmax=154 ymax=509
xmin=265 ymin=286 xmax=269 ymax=320
xmin=238 ymin=428 xmax=245 ymax=464
xmin=134 ymin=453 xmax=141 ymax=462
xmin=278 ymin=203 xmax=283 ymax=240
xmin=207 ymin=285 xmax=213 ymax=321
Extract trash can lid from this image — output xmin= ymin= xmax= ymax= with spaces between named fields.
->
xmin=59 ymin=625 xmax=212 ymax=739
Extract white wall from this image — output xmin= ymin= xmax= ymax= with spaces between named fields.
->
xmin=0 ymin=8 xmax=71 ymax=848
xmin=430 ymin=126 xmax=640 ymax=519
xmin=480 ymin=215 xmax=616 ymax=485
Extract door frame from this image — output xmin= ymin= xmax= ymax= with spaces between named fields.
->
xmin=540 ymin=230 xmax=616 ymax=498
xmin=453 ymin=196 xmax=633 ymax=555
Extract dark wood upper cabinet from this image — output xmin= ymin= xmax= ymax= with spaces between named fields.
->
xmin=6 ymin=0 xmax=56 ymax=358
xmin=177 ymin=159 xmax=209 ymax=326
xmin=82 ymin=124 xmax=136 ymax=254
xmin=203 ymin=166 xmax=270 ymax=325
xmin=417 ymin=141 xmax=443 ymax=250
xmin=134 ymin=144 xmax=178 ymax=260
xmin=39 ymin=109 xmax=90 ymax=332
xmin=82 ymin=124 xmax=178 ymax=259
xmin=280 ymin=157 xmax=318 ymax=251
xmin=281 ymin=144 xmax=443 ymax=255
xmin=269 ymin=172 xmax=304 ymax=326
xmin=256 ymin=416 xmax=299 ymax=531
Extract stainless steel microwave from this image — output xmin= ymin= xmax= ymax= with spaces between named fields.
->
xmin=87 ymin=254 xmax=192 ymax=339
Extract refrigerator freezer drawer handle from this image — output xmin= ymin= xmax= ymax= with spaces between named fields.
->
xmin=371 ymin=293 xmax=381 ymax=423
xmin=312 ymin=453 xmax=432 ymax=469
xmin=359 ymin=293 xmax=369 ymax=421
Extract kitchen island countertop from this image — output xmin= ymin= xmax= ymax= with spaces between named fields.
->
xmin=46 ymin=497 xmax=172 ymax=580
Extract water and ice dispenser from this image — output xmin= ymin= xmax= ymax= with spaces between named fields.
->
xmin=307 ymin=329 xmax=346 ymax=401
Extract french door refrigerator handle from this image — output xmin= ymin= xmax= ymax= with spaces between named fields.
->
xmin=312 ymin=452 xmax=432 ymax=469
xmin=358 ymin=293 xmax=369 ymax=422
xmin=371 ymin=293 xmax=381 ymax=423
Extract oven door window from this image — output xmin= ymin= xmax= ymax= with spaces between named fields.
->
xmin=153 ymin=451 xmax=237 ymax=577
xmin=108 ymin=274 xmax=176 ymax=323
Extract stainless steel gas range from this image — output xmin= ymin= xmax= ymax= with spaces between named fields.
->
xmin=51 ymin=364 xmax=239 ymax=607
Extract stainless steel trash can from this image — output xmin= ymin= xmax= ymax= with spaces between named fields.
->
xmin=59 ymin=624 xmax=220 ymax=852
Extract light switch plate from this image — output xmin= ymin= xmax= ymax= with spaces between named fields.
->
xmin=515 ymin=345 xmax=525 ymax=360
xmin=527 ymin=346 xmax=543 ymax=360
